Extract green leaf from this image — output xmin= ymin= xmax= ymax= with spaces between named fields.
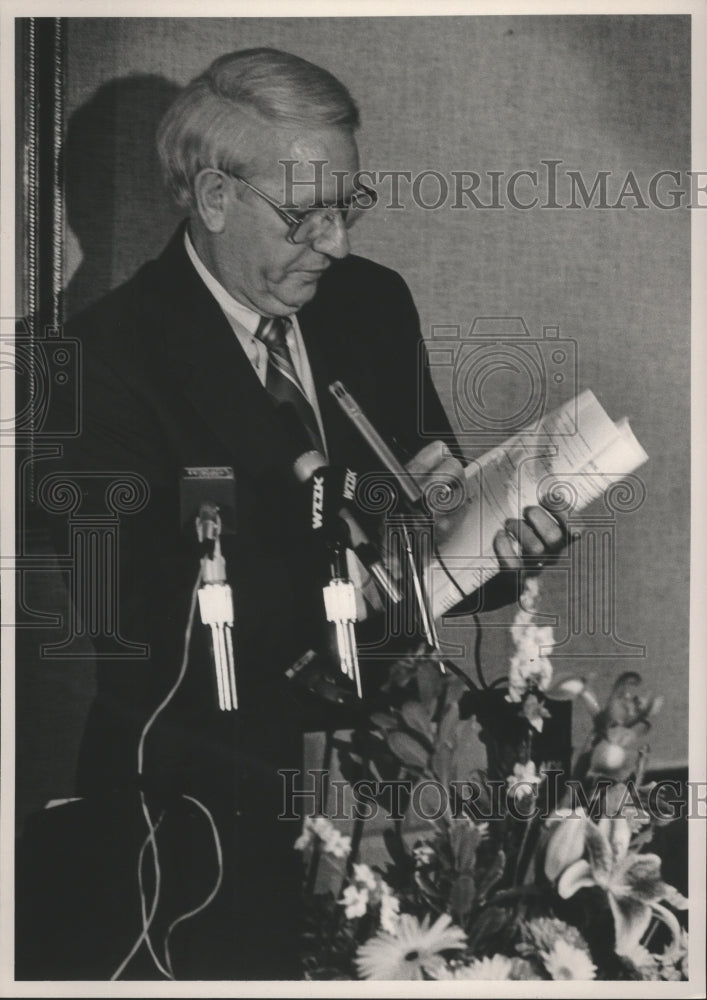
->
xmin=466 ymin=904 xmax=513 ymax=952
xmin=401 ymin=700 xmax=434 ymax=740
xmin=369 ymin=711 xmax=399 ymax=730
xmin=450 ymin=874 xmax=476 ymax=922
xmin=431 ymin=746 xmax=452 ymax=786
xmin=413 ymin=778 xmax=449 ymax=821
xmin=437 ymin=702 xmax=459 ymax=748
xmin=414 ymin=869 xmax=447 ymax=905
xmin=417 ymin=661 xmax=445 ymax=706
xmin=477 ymin=848 xmax=507 ymax=904
xmin=387 ymin=730 xmax=431 ymax=771
xmin=349 ymin=728 xmax=405 ymax=783
xmin=452 ymin=822 xmax=479 ymax=874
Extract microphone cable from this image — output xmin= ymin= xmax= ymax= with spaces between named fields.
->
xmin=431 ymin=537 xmax=488 ymax=691
xmin=110 ymin=567 xmax=225 ymax=981
xmin=163 ymin=793 xmax=223 ymax=979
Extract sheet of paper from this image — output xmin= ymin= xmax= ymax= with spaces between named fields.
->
xmin=429 ymin=390 xmax=649 ymax=617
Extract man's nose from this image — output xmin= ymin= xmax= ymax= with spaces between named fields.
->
xmin=312 ymin=213 xmax=350 ymax=259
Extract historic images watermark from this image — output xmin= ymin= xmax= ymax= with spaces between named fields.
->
xmin=4 ymin=314 xmax=150 ymax=656
xmin=4 ymin=307 xmax=648 ymax=669
xmin=345 ymin=311 xmax=648 ymax=663
xmin=278 ymin=159 xmax=706 ymax=212
xmin=278 ymin=768 xmax=703 ymax=824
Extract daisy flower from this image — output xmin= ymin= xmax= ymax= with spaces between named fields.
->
xmin=355 ymin=913 xmax=466 ymax=980
xmin=522 ymin=915 xmax=590 ymax=955
xmin=541 ymin=939 xmax=597 ymax=980
xmin=431 ymin=954 xmax=514 ymax=980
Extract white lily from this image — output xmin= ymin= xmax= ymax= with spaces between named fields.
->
xmin=556 ymin=815 xmax=682 ymax=960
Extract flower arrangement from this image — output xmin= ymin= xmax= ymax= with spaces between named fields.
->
xmin=295 ymin=578 xmax=688 ymax=982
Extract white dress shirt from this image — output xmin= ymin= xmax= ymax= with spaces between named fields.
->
xmin=184 ymin=229 xmax=327 ymax=454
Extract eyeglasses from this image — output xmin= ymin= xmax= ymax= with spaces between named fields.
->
xmin=221 ymin=171 xmax=377 ymax=246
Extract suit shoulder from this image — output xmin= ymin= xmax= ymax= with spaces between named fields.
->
xmin=64 ymin=262 xmax=152 ymax=339
xmin=314 ymin=253 xmax=413 ymax=309
xmin=329 ymin=253 xmax=408 ymax=284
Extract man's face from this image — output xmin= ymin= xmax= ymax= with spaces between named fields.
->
xmin=208 ymin=125 xmax=360 ymax=316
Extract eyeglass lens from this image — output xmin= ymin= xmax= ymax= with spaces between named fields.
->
xmin=291 ymin=203 xmax=366 ymax=244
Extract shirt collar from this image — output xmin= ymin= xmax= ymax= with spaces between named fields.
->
xmin=184 ymin=227 xmax=265 ymax=336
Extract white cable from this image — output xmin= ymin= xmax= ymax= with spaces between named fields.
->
xmin=137 ymin=807 xmax=167 ymax=973
xmin=162 ymin=793 xmax=225 ymax=979
xmin=110 ymin=571 xmax=201 ymax=981
xmin=136 ymin=571 xmax=202 ymax=776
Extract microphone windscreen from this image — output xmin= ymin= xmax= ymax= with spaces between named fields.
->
xmin=179 ymin=467 xmax=236 ymax=534
xmin=293 ymin=450 xmax=328 ymax=483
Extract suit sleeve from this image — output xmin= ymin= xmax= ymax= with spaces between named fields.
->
xmin=374 ymin=270 xmax=523 ymax=617
xmin=372 ymin=268 xmax=464 ymax=464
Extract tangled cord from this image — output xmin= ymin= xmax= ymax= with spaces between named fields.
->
xmin=110 ymin=570 xmax=224 ymax=981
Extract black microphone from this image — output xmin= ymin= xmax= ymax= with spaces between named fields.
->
xmin=277 ymin=404 xmax=402 ymax=605
xmin=327 ymin=381 xmax=444 ymax=662
xmin=291 ymin=449 xmax=352 ymax=543
xmin=274 ymin=406 xmax=363 ymax=692
xmin=179 ymin=466 xmax=237 ymax=545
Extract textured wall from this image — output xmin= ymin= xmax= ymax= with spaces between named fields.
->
xmin=25 ymin=15 xmax=688 ymax=822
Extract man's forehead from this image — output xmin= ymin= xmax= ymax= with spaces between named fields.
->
xmin=254 ymin=125 xmax=360 ymax=205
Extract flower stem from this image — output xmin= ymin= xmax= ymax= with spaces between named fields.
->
xmin=514 ymin=816 xmax=535 ymax=885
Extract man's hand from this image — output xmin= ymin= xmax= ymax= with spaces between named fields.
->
xmin=405 ymin=440 xmax=569 ymax=572
xmin=493 ymin=505 xmax=568 ymax=573
xmin=375 ymin=440 xmax=463 ymax=580
xmin=404 ymin=439 xmax=465 ymax=533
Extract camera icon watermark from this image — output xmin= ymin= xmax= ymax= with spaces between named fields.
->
xmin=421 ymin=317 xmax=578 ymax=442
xmin=1 ymin=316 xmax=82 ymax=440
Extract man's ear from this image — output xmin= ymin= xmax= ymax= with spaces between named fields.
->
xmin=193 ymin=169 xmax=231 ymax=234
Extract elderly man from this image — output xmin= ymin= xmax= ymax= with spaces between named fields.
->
xmin=31 ymin=48 xmax=564 ymax=980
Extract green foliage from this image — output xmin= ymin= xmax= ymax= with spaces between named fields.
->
xmin=297 ymin=652 xmax=687 ymax=982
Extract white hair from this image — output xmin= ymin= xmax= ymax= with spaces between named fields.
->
xmin=156 ymin=47 xmax=360 ymax=209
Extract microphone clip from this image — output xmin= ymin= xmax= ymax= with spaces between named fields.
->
xmin=195 ymin=503 xmax=238 ymax=711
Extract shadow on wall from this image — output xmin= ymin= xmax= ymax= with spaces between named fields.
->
xmin=14 ymin=76 xmax=184 ymax=831
xmin=63 ymin=74 xmax=184 ymax=319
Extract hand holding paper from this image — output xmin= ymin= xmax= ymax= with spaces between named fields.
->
xmin=428 ymin=389 xmax=649 ymax=618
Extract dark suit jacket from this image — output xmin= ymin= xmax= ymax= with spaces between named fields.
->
xmin=28 ymin=226 xmax=464 ymax=979
xmin=53 ymin=224 xmax=458 ymax=794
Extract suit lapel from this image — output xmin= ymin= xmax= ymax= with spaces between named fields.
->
xmin=295 ymin=307 xmax=345 ymax=458
xmin=150 ymin=228 xmax=294 ymax=479
xmin=298 ymin=288 xmax=379 ymax=473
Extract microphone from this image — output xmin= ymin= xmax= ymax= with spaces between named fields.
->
xmin=281 ymin=406 xmax=402 ymax=605
xmin=180 ymin=468 xmax=238 ymax=711
xmin=286 ymin=444 xmax=361 ymax=694
xmin=328 ymin=382 xmax=445 ymax=669
xmin=275 ymin=406 xmax=365 ymax=695
xmin=180 ymin=466 xmax=237 ymax=540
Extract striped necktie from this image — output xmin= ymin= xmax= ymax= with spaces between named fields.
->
xmin=256 ymin=315 xmax=324 ymax=454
